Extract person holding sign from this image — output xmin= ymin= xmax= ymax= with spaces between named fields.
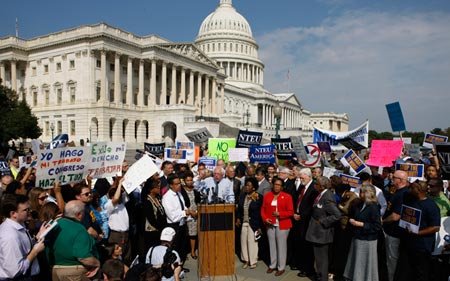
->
xmin=394 ymin=180 xmax=440 ymax=281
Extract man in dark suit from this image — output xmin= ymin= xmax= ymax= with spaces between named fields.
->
xmin=159 ymin=161 xmax=174 ymax=195
xmin=306 ymin=176 xmax=341 ymax=281
xmin=255 ymin=167 xmax=271 ymax=195
xmin=292 ymin=167 xmax=319 ymax=277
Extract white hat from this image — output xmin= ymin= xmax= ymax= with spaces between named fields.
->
xmin=160 ymin=227 xmax=176 ymax=241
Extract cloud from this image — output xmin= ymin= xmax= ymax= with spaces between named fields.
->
xmin=258 ymin=11 xmax=450 ymax=131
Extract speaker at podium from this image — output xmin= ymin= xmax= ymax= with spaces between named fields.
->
xmin=197 ymin=203 xmax=235 ymax=277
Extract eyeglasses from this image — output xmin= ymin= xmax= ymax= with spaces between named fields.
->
xmin=81 ymin=192 xmax=92 ymax=196
xmin=38 ymin=195 xmax=48 ymax=201
xmin=392 ymin=176 xmax=404 ymax=181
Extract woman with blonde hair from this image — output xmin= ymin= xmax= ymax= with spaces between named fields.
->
xmin=344 ymin=184 xmax=381 ymax=281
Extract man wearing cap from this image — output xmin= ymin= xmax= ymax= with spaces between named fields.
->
xmin=145 ymin=227 xmax=182 ymax=281
xmin=428 ymin=178 xmax=450 ymax=217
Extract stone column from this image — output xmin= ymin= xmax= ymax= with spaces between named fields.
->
xmin=160 ymin=61 xmax=167 ymax=105
xmin=136 ymin=121 xmax=146 ymax=143
xmin=220 ymin=83 xmax=225 ymax=114
xmin=100 ymin=50 xmax=107 ymax=101
xmin=180 ymin=67 xmax=186 ymax=104
xmin=112 ymin=118 xmax=122 ymax=141
xmin=234 ymin=62 xmax=237 ymax=79
xmin=170 ymin=65 xmax=176 ymax=105
xmin=261 ymin=69 xmax=264 ymax=85
xmin=211 ymin=78 xmax=217 ymax=114
xmin=10 ymin=60 xmax=17 ymax=92
xmin=114 ymin=53 xmax=121 ymax=103
xmin=262 ymin=104 xmax=266 ymax=127
xmin=125 ymin=119 xmax=135 ymax=142
xmin=138 ymin=60 xmax=144 ymax=106
xmin=126 ymin=57 xmax=133 ymax=105
xmin=150 ymin=59 xmax=157 ymax=107
xmin=197 ymin=73 xmax=202 ymax=110
xmin=0 ymin=61 xmax=5 ymax=84
xmin=188 ymin=70 xmax=194 ymax=105
xmin=204 ymin=76 xmax=210 ymax=114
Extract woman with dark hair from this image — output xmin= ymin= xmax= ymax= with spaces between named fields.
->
xmin=137 ymin=174 xmax=166 ymax=263
xmin=236 ymin=177 xmax=263 ymax=269
xmin=344 ymin=184 xmax=381 ymax=281
xmin=261 ymin=177 xmax=294 ymax=276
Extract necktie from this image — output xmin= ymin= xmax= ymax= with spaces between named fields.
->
xmin=313 ymin=193 xmax=322 ymax=206
xmin=214 ymin=182 xmax=219 ymax=198
xmin=295 ymin=187 xmax=306 ymax=212
xmin=176 ymin=192 xmax=184 ymax=210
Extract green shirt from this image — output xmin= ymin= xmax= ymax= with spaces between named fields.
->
xmin=429 ymin=192 xmax=450 ymax=217
xmin=46 ymin=217 xmax=99 ymax=266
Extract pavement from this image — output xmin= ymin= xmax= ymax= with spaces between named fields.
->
xmin=182 ymin=255 xmax=321 ymax=281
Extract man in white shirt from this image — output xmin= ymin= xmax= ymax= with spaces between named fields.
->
xmin=202 ymin=167 xmax=235 ymax=203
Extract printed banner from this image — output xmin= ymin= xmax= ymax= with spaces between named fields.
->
xmin=176 ymin=141 xmax=195 ymax=150
xmin=340 ymin=149 xmax=368 ymax=176
xmin=249 ymin=145 xmax=275 ymax=164
xmin=236 ymin=130 xmax=263 ymax=148
xmin=208 ymin=138 xmax=236 ymax=162
xmin=271 ymin=138 xmax=293 ymax=160
xmin=435 ymin=142 xmax=450 ymax=180
xmin=290 ymin=136 xmax=308 ymax=161
xmin=164 ymin=148 xmax=189 ymax=163
xmin=386 ymin=102 xmax=406 ymax=132
xmin=395 ymin=163 xmax=425 ymax=182
xmin=185 ymin=127 xmax=212 ymax=144
xmin=198 ymin=156 xmax=217 ymax=170
xmin=123 ymin=154 xmax=159 ymax=194
xmin=36 ymin=146 xmax=90 ymax=189
xmin=313 ymin=120 xmax=369 ymax=149
xmin=423 ymin=133 xmax=448 ymax=148
xmin=46 ymin=134 xmax=69 ymax=150
xmin=399 ymin=204 xmax=422 ymax=234
xmin=228 ymin=148 xmax=249 ymax=162
xmin=144 ymin=142 xmax=165 ymax=158
xmin=339 ymin=174 xmax=361 ymax=189
xmin=365 ymin=140 xmax=404 ymax=167
xmin=87 ymin=142 xmax=126 ymax=179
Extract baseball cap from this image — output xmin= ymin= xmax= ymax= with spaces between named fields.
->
xmin=160 ymin=227 xmax=176 ymax=241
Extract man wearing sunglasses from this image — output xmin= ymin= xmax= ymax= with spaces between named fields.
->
xmin=75 ymin=183 xmax=102 ymax=239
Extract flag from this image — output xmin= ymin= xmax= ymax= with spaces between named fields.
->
xmin=15 ymin=17 xmax=18 ymax=37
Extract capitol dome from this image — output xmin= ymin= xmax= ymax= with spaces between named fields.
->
xmin=195 ymin=0 xmax=264 ymax=89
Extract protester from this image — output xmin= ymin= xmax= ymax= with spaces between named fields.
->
xmin=74 ymin=182 xmax=103 ymax=239
xmin=102 ymin=258 xmax=125 ymax=281
xmin=427 ymin=178 xmax=450 ymax=217
xmin=181 ymin=172 xmax=200 ymax=260
xmin=201 ymin=167 xmax=235 ymax=203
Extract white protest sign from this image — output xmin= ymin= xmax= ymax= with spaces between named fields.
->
xmin=399 ymin=204 xmax=422 ymax=234
xmin=123 ymin=154 xmax=159 ymax=194
xmin=87 ymin=142 xmax=126 ymax=178
xmin=228 ymin=148 xmax=249 ymax=162
xmin=432 ymin=217 xmax=450 ymax=255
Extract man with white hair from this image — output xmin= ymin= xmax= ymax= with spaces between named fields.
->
xmin=202 ymin=166 xmax=235 ymax=203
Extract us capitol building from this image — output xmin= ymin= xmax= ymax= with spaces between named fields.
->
xmin=0 ymin=0 xmax=348 ymax=148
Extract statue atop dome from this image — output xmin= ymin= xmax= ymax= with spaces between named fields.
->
xmin=220 ymin=0 xmax=233 ymax=6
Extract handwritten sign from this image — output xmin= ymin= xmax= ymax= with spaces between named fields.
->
xmin=36 ymin=146 xmax=90 ymax=189
xmin=395 ymin=163 xmax=424 ymax=182
xmin=423 ymin=133 xmax=448 ymax=148
xmin=399 ymin=204 xmax=422 ymax=234
xmin=341 ymin=149 xmax=367 ymax=175
xmin=236 ymin=130 xmax=263 ymax=148
xmin=208 ymin=138 xmax=236 ymax=162
xmin=87 ymin=142 xmax=126 ymax=179
xmin=249 ymin=145 xmax=275 ymax=164
xmin=339 ymin=174 xmax=361 ymax=189
xmin=123 ymin=154 xmax=159 ymax=194
xmin=366 ymin=140 xmax=403 ymax=167
xmin=228 ymin=148 xmax=249 ymax=162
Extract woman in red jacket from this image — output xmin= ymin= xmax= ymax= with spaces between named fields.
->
xmin=261 ymin=177 xmax=294 ymax=276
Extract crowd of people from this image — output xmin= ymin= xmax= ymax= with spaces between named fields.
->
xmin=0 ymin=143 xmax=449 ymax=281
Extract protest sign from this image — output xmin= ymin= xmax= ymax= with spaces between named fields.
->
xmin=302 ymin=144 xmax=321 ymax=167
xmin=0 ymin=160 xmax=9 ymax=174
xmin=36 ymin=146 xmax=90 ymax=189
xmin=198 ymin=156 xmax=217 ymax=170
xmin=399 ymin=204 xmax=422 ymax=234
xmin=185 ymin=127 xmax=212 ymax=144
xmin=236 ymin=130 xmax=263 ymax=148
xmin=340 ymin=149 xmax=368 ymax=176
xmin=46 ymin=134 xmax=69 ymax=150
xmin=435 ymin=142 xmax=450 ymax=180
xmin=249 ymin=145 xmax=275 ymax=164
xmin=123 ymin=154 xmax=159 ymax=194
xmin=386 ymin=102 xmax=406 ymax=132
xmin=208 ymin=138 xmax=236 ymax=162
xmin=176 ymin=141 xmax=195 ymax=150
xmin=313 ymin=121 xmax=369 ymax=150
xmin=31 ymin=139 xmax=44 ymax=154
xmin=366 ymin=140 xmax=403 ymax=167
xmin=290 ymin=136 xmax=308 ymax=161
xmin=404 ymin=143 xmax=421 ymax=160
xmin=271 ymin=138 xmax=293 ymax=160
xmin=228 ymin=148 xmax=249 ymax=162
xmin=323 ymin=167 xmax=343 ymax=178
xmin=87 ymin=142 xmax=126 ymax=179
xmin=423 ymin=133 xmax=448 ymax=148
xmin=164 ymin=148 xmax=189 ymax=163
xmin=339 ymin=174 xmax=361 ymax=189
xmin=144 ymin=142 xmax=165 ymax=158
xmin=433 ymin=217 xmax=450 ymax=255
xmin=395 ymin=163 xmax=424 ymax=182
xmin=394 ymin=137 xmax=411 ymax=145
xmin=317 ymin=142 xmax=332 ymax=153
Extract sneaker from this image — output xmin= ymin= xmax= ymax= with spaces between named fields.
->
xmin=249 ymin=264 xmax=257 ymax=269
xmin=242 ymin=263 xmax=249 ymax=269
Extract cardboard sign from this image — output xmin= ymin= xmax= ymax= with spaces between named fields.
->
xmin=366 ymin=140 xmax=403 ymax=167
xmin=36 ymin=146 xmax=90 ymax=189
xmin=236 ymin=130 xmax=263 ymax=148
xmin=317 ymin=142 xmax=332 ymax=153
xmin=208 ymin=138 xmax=236 ymax=162
xmin=144 ymin=142 xmax=165 ymax=158
xmin=423 ymin=133 xmax=448 ymax=148
xmin=123 ymin=154 xmax=159 ymax=194
xmin=399 ymin=204 xmax=422 ymax=234
xmin=386 ymin=102 xmax=406 ymax=132
xmin=340 ymin=149 xmax=368 ymax=176
xmin=435 ymin=142 xmax=450 ymax=180
xmin=323 ymin=167 xmax=343 ymax=178
xmin=395 ymin=163 xmax=424 ymax=182
xmin=271 ymin=138 xmax=293 ymax=160
xmin=87 ymin=142 xmax=126 ymax=179
xmin=302 ymin=144 xmax=321 ymax=167
xmin=433 ymin=217 xmax=450 ymax=255
xmin=185 ymin=127 xmax=212 ymax=144
xmin=228 ymin=148 xmax=249 ymax=162
xmin=164 ymin=148 xmax=192 ymax=163
xmin=176 ymin=141 xmax=195 ymax=150
xmin=290 ymin=136 xmax=308 ymax=161
xmin=339 ymin=174 xmax=361 ymax=189
xmin=249 ymin=145 xmax=275 ymax=164
xmin=404 ymin=143 xmax=421 ymax=160
xmin=198 ymin=156 xmax=217 ymax=170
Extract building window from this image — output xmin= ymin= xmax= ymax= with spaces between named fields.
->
xmin=45 ymin=121 xmax=50 ymax=136
xmin=134 ymin=70 xmax=138 ymax=77
xmin=122 ymin=66 xmax=127 ymax=75
xmin=110 ymin=64 xmax=115 ymax=72
xmin=109 ymin=89 xmax=114 ymax=102
xmin=21 ymin=90 xmax=26 ymax=102
xmin=45 ymin=89 xmax=50 ymax=105
xmin=69 ymin=60 xmax=75 ymax=69
xmin=32 ymin=67 xmax=36 ymax=76
xmin=133 ymin=92 xmax=137 ymax=105
xmin=144 ymin=92 xmax=148 ymax=106
xmin=44 ymin=65 xmax=49 ymax=74
xmin=56 ymin=62 xmax=61 ymax=71
xmin=57 ymin=121 xmax=62 ymax=135
xmin=20 ymin=69 xmax=25 ymax=77
xmin=122 ymin=90 xmax=126 ymax=104
xmin=32 ymin=90 xmax=38 ymax=106
xmin=56 ymin=88 xmax=62 ymax=105
xmin=96 ymin=84 xmax=101 ymax=101
xmin=70 ymin=120 xmax=76 ymax=135
xmin=68 ymin=85 xmax=76 ymax=103
xmin=96 ymin=60 xmax=101 ymax=68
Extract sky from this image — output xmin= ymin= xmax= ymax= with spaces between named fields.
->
xmin=1 ymin=0 xmax=450 ymax=132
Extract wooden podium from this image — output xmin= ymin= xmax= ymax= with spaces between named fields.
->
xmin=198 ymin=204 xmax=235 ymax=278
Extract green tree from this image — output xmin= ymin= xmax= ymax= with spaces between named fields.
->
xmin=0 ymin=83 xmax=41 ymax=145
